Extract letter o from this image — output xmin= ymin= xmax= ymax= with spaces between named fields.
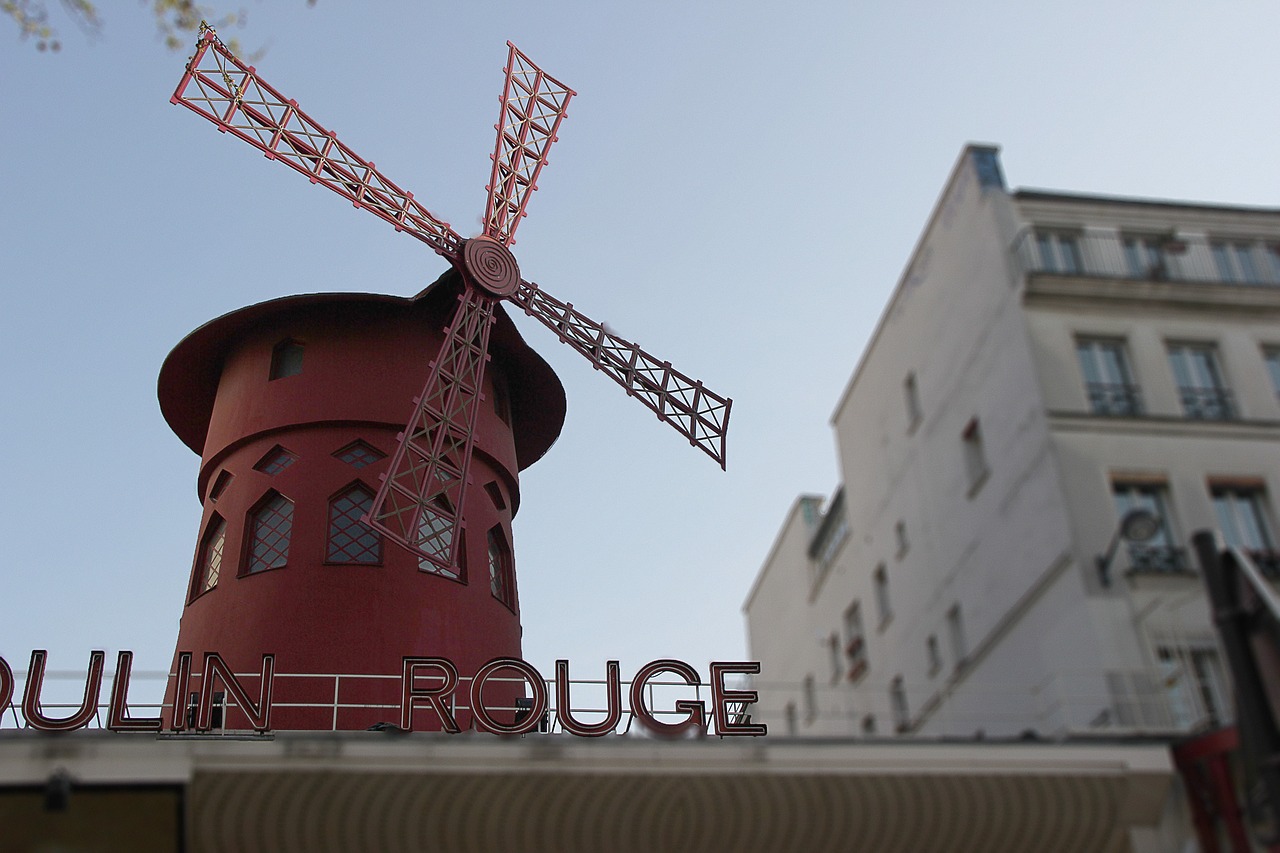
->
xmin=469 ymin=657 xmax=547 ymax=735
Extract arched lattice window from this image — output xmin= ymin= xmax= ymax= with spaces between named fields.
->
xmin=194 ymin=515 xmax=227 ymax=597
xmin=327 ymin=484 xmax=381 ymax=564
xmin=416 ymin=495 xmax=466 ymax=582
xmin=487 ymin=525 xmax=514 ymax=610
xmin=244 ymin=491 xmax=293 ymax=573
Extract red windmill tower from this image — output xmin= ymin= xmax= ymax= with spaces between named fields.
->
xmin=159 ymin=28 xmax=731 ymax=732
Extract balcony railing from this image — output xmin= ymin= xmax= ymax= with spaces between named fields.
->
xmin=1084 ymin=382 xmax=1143 ymax=416
xmin=1177 ymin=386 xmax=1237 ymax=421
xmin=1013 ymin=230 xmax=1280 ymax=287
xmin=1125 ymin=544 xmax=1191 ymax=575
xmin=1242 ymin=548 xmax=1280 ymax=580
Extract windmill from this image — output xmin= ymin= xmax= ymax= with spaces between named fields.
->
xmin=172 ymin=27 xmax=731 ymax=575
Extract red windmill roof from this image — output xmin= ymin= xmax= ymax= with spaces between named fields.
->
xmin=157 ymin=273 xmax=566 ymax=472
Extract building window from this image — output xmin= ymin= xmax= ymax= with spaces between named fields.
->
xmin=1212 ymin=483 xmax=1280 ymax=575
xmin=1264 ymin=347 xmax=1280 ymax=399
xmin=1112 ymin=482 xmax=1186 ymax=573
xmin=484 ymin=481 xmax=508 ymax=511
xmin=491 ymin=372 xmax=511 ymax=425
xmin=809 ymin=489 xmax=849 ymax=575
xmin=826 ymin=633 xmax=842 ymax=683
xmin=1211 ymin=240 xmax=1266 ymax=284
xmin=873 ymin=565 xmax=891 ymax=629
xmin=418 ymin=503 xmax=465 ymax=581
xmin=962 ymin=418 xmax=988 ymax=494
xmin=904 ymin=372 xmax=923 ymax=431
xmin=333 ymin=440 xmax=385 ymax=469
xmin=326 ymin=484 xmax=382 ymax=564
xmin=1167 ymin=343 xmax=1235 ymax=420
xmin=1157 ymin=645 xmax=1230 ymax=729
xmin=843 ymin=602 xmax=868 ymax=681
xmin=422 ymin=525 xmax=473 ymax=584
xmin=195 ymin=515 xmax=227 ymax=596
xmin=1267 ymin=244 xmax=1280 ymax=282
xmin=889 ymin=676 xmax=909 ymax=732
xmin=1122 ymin=234 xmax=1179 ymax=280
xmin=894 ymin=520 xmax=908 ymax=558
xmin=803 ymin=674 xmax=817 ymax=724
xmin=208 ymin=470 xmax=233 ymax=503
xmin=1034 ymin=230 xmax=1082 ymax=274
xmin=947 ymin=604 xmax=967 ymax=671
xmin=244 ymin=491 xmax=293 ymax=574
xmin=1076 ymin=338 xmax=1141 ymax=416
xmin=488 ymin=525 xmax=515 ymax=610
xmin=254 ymin=445 xmax=297 ymax=475
xmin=926 ymin=635 xmax=942 ymax=677
xmin=270 ymin=339 xmax=305 ymax=380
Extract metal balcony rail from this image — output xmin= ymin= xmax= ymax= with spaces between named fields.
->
xmin=0 ymin=670 xmax=746 ymax=736
xmin=1176 ymin=386 xmax=1237 ymax=421
xmin=1084 ymin=382 xmax=1143 ymax=416
xmin=1125 ymin=544 xmax=1191 ymax=575
xmin=1012 ymin=230 xmax=1280 ymax=287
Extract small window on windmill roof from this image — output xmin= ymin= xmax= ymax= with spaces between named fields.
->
xmin=254 ymin=445 xmax=297 ymax=475
xmin=334 ymin=440 xmax=385 ymax=469
xmin=208 ymin=470 xmax=233 ymax=502
xmin=270 ymin=339 xmax=305 ymax=381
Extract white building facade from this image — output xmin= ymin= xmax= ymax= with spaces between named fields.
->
xmin=744 ymin=145 xmax=1280 ymax=742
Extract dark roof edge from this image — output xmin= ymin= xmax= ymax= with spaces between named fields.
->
xmin=1013 ymin=188 xmax=1280 ymax=216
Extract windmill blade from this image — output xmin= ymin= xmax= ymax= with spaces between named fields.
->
xmin=173 ymin=29 xmax=464 ymax=262
xmin=509 ymin=281 xmax=731 ymax=469
xmin=483 ymin=43 xmax=576 ymax=246
xmin=365 ymin=287 xmax=497 ymax=571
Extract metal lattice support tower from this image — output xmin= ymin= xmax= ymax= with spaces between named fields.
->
xmin=367 ymin=289 xmax=497 ymax=571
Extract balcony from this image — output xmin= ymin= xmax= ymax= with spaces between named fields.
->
xmin=1243 ymin=548 xmax=1280 ymax=579
xmin=1014 ymin=230 xmax=1280 ymax=288
xmin=1176 ymin=386 xmax=1237 ymax=421
xmin=1124 ymin=544 xmax=1191 ymax=575
xmin=1083 ymin=382 xmax=1143 ymax=416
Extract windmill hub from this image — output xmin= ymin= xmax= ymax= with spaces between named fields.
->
xmin=463 ymin=236 xmax=521 ymax=298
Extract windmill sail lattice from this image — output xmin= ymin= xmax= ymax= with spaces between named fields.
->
xmin=484 ymin=44 xmax=576 ymax=246
xmin=172 ymin=28 xmax=731 ymax=572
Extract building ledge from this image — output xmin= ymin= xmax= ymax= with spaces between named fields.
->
xmin=0 ymin=732 xmax=1175 ymax=853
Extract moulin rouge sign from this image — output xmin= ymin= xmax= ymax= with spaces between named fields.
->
xmin=0 ymin=651 xmax=766 ymax=738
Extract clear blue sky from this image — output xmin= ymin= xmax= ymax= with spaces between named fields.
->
xmin=2 ymin=1 xmax=1278 ymax=698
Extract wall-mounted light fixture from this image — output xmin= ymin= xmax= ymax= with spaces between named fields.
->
xmin=1096 ymin=509 xmax=1162 ymax=587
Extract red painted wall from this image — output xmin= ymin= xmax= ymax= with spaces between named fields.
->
xmin=158 ymin=279 xmax=565 ymax=730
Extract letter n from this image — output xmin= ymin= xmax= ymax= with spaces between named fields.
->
xmin=197 ymin=653 xmax=274 ymax=732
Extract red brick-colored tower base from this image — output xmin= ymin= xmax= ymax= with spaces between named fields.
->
xmin=157 ymin=275 xmax=565 ymax=731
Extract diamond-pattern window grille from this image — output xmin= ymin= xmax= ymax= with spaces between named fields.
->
xmin=245 ymin=492 xmax=293 ymax=573
xmin=199 ymin=517 xmax=227 ymax=594
xmin=334 ymin=441 xmax=385 ymax=470
xmin=327 ymin=485 xmax=381 ymax=564
xmin=254 ymin=446 xmax=297 ymax=475
xmin=418 ymin=505 xmax=466 ymax=582
xmin=488 ymin=525 xmax=514 ymax=610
